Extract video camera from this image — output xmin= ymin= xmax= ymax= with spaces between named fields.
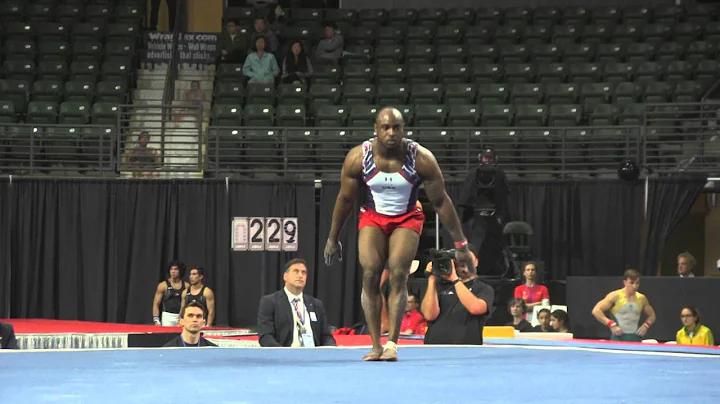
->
xmin=429 ymin=248 xmax=458 ymax=276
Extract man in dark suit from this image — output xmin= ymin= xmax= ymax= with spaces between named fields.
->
xmin=163 ymin=301 xmax=218 ymax=348
xmin=1 ymin=322 xmax=19 ymax=349
xmin=257 ymin=258 xmax=336 ymax=347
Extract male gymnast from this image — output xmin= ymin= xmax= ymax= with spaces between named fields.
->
xmin=324 ymin=107 xmax=474 ymax=361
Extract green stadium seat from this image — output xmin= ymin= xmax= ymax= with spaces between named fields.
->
xmin=625 ymin=43 xmax=655 ymax=64
xmin=591 ymin=8 xmax=619 ymax=26
xmin=590 ymin=104 xmax=620 ymax=126
xmin=418 ymin=9 xmax=446 ymax=26
xmin=436 ymin=44 xmax=467 ymax=64
xmin=346 ymin=27 xmax=376 ymax=46
xmin=580 ymin=83 xmax=614 ymax=110
xmin=471 ymin=63 xmax=503 ymax=84
xmin=523 ymin=25 xmax=551 ymax=45
xmin=634 ymin=62 xmax=663 ymax=83
xmin=105 ymin=41 xmax=135 ymax=60
xmin=3 ymin=60 xmax=36 ymax=83
xmin=376 ymin=27 xmax=405 ymax=45
xmin=214 ymin=82 xmax=244 ymax=105
xmin=703 ymin=22 xmax=720 ymax=42
xmin=91 ymin=102 xmax=120 ymax=125
xmin=72 ymin=41 xmax=103 ymax=62
xmin=276 ymin=105 xmax=306 ymax=128
xmin=504 ymin=63 xmax=535 ymax=84
xmin=71 ymin=23 xmax=105 ymax=41
xmin=568 ymin=63 xmax=602 ymax=84
xmin=0 ymin=101 xmax=17 ymax=123
xmin=4 ymin=40 xmax=36 ymax=61
xmin=57 ymin=5 xmax=83 ymax=25
xmin=342 ymin=84 xmax=376 ymax=105
xmin=315 ymin=105 xmax=349 ymax=136
xmin=444 ymin=83 xmax=476 ymax=104
xmin=283 ymin=26 xmax=323 ymax=44
xmin=499 ymin=44 xmax=529 ymax=63
xmin=216 ymin=64 xmax=244 ymax=81
xmin=563 ymin=44 xmax=594 ymax=64
xmin=641 ymin=24 xmax=671 ymax=44
xmin=464 ymin=25 xmax=493 ymax=46
xmin=312 ymin=65 xmax=341 ymax=84
xmin=38 ymin=23 xmax=70 ymax=41
xmin=37 ymin=61 xmax=68 ymax=82
xmin=475 ymin=7 xmax=502 ymax=25
xmin=673 ymin=81 xmax=704 ymax=103
xmin=32 ymin=80 xmax=64 ymax=103
xmin=533 ymin=8 xmax=559 ymax=27
xmin=603 ymin=63 xmax=635 ymax=83
xmin=493 ymin=26 xmax=521 ymax=45
xmin=613 ymin=82 xmax=642 ymax=105
xmin=115 ymin=5 xmax=144 ymax=24
xmin=374 ymin=45 xmax=404 ymax=64
xmin=243 ymin=104 xmax=274 ymax=126
xmin=545 ymin=83 xmax=579 ymax=105
xmin=447 ymin=9 xmax=474 ymax=25
xmin=3 ymin=22 xmax=34 ymax=41
xmin=0 ymin=80 xmax=29 ymax=113
xmin=404 ymin=44 xmax=436 ymax=64
xmin=348 ymin=105 xmax=381 ymax=128
xmin=514 ymin=104 xmax=548 ymax=126
xmin=407 ymin=64 xmax=438 ymax=84
xmin=376 ymin=83 xmax=409 ymax=105
xmin=86 ymin=4 xmax=112 ymax=23
xmin=407 ymin=25 xmax=436 ymax=44
xmin=358 ymin=9 xmax=388 ymax=26
xmin=618 ymin=103 xmax=645 ymax=125
xmin=511 ymin=83 xmax=544 ymax=105
xmin=655 ymin=42 xmax=685 ymax=62
xmin=536 ymin=64 xmax=567 ymax=84
xmin=504 ymin=7 xmax=531 ymax=26
xmin=467 ymin=45 xmax=498 ymax=64
xmin=686 ymin=4 xmax=718 ymax=24
xmin=438 ymin=64 xmax=470 ymax=84
xmin=27 ymin=101 xmax=59 ymax=124
xmin=552 ymin=26 xmax=579 ymax=46
xmin=343 ymin=45 xmax=373 ymax=64
xmin=481 ymin=104 xmax=514 ymax=126
xmin=409 ymin=83 xmax=444 ymax=104
xmin=291 ymin=9 xmax=324 ymax=24
xmin=548 ymin=104 xmax=582 ymax=126
xmin=562 ymin=6 xmax=589 ymax=25
xmin=101 ymin=61 xmax=131 ymax=85
xmin=96 ymin=81 xmax=127 ymax=103
xmin=64 ymin=81 xmax=96 ymax=103
xmin=212 ymin=104 xmax=243 ymax=126
xmin=308 ymin=84 xmax=342 ymax=112
xmin=477 ymin=83 xmax=509 ymax=105
xmin=435 ymin=25 xmax=465 ymax=45
xmin=413 ymin=104 xmax=447 ymax=131
xmin=276 ymin=83 xmax=307 ymax=105
xmin=611 ymin=25 xmax=640 ymax=44
xmin=595 ymin=43 xmax=625 ymax=63
xmin=654 ymin=6 xmax=683 ymax=25
xmin=686 ymin=42 xmax=715 ymax=62
xmin=695 ymin=60 xmax=720 ymax=82
xmin=246 ymin=84 xmax=275 ymax=105
xmin=531 ymin=44 xmax=561 ymax=64
xmin=59 ymin=101 xmax=91 ymax=124
xmin=665 ymin=61 xmax=693 ymax=82
xmin=582 ymin=25 xmax=612 ymax=44
xmin=388 ymin=9 xmax=418 ymax=26
xmin=375 ymin=64 xmax=406 ymax=84
xmin=623 ymin=6 xmax=651 ymax=26
xmin=643 ymin=82 xmax=673 ymax=103
xmin=342 ymin=64 xmax=375 ymax=84
xmin=0 ymin=2 xmax=26 ymax=24
xmin=447 ymin=104 xmax=480 ymax=127
xmin=38 ymin=41 xmax=71 ymax=61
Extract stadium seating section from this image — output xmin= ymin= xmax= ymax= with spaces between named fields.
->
xmin=0 ymin=0 xmax=144 ymax=125
xmin=213 ymin=5 xmax=720 ymax=130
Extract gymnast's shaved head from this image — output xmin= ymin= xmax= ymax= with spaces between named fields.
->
xmin=374 ymin=108 xmax=405 ymax=150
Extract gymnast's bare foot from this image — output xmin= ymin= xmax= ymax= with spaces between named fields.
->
xmin=362 ymin=349 xmax=383 ymax=361
xmin=379 ymin=343 xmax=398 ymax=362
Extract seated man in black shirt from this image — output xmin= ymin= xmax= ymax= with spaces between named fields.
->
xmin=421 ymin=247 xmax=495 ymax=345
xmin=1 ymin=322 xmax=19 ymax=349
xmin=163 ymin=301 xmax=218 ymax=348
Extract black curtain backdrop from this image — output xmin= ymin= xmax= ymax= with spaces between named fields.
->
xmin=315 ymin=182 xmax=363 ymax=328
xmin=0 ymin=182 xmax=9 ymax=317
xmin=445 ymin=180 xmax=645 ymax=281
xmin=0 ymin=178 xmax=316 ymax=327
xmin=642 ymin=176 xmax=707 ymax=276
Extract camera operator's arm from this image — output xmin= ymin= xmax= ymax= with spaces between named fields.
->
xmin=443 ymin=263 xmax=489 ymax=316
xmin=421 ymin=264 xmax=440 ymax=321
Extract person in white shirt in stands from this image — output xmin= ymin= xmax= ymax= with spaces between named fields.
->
xmin=677 ymin=251 xmax=697 ymax=277
xmin=257 ymin=258 xmax=336 ymax=347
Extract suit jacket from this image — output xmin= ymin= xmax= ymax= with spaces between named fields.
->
xmin=1 ymin=322 xmax=19 ymax=349
xmin=257 ymin=290 xmax=336 ymax=347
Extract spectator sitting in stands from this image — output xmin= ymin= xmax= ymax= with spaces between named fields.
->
xmin=677 ymin=251 xmax=697 ymax=277
xmin=281 ymin=42 xmax=314 ymax=85
xmin=676 ymin=307 xmax=714 ymax=346
xmin=400 ymin=293 xmax=427 ymax=335
xmin=550 ymin=310 xmax=571 ymax=334
xmin=250 ymin=17 xmax=279 ymax=54
xmin=243 ymin=37 xmax=279 ymax=84
xmin=314 ymin=21 xmax=344 ymax=65
xmin=126 ymin=131 xmax=160 ymax=178
xmin=533 ymin=308 xmax=555 ymax=332
xmin=217 ymin=19 xmax=248 ymax=64
xmin=1 ymin=322 xmax=19 ymax=349
xmin=163 ymin=301 xmax=218 ymax=347
xmin=514 ymin=262 xmax=550 ymax=315
xmin=507 ymin=298 xmax=534 ymax=332
xmin=183 ymin=80 xmax=206 ymax=107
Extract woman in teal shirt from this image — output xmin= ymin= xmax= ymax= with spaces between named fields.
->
xmin=242 ymin=37 xmax=279 ymax=84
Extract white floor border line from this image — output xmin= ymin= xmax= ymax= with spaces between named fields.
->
xmin=2 ymin=343 xmax=720 ymax=359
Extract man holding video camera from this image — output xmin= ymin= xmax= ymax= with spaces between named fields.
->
xmin=421 ymin=245 xmax=495 ymax=345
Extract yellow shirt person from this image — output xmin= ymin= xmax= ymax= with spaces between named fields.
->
xmin=676 ymin=325 xmax=714 ymax=346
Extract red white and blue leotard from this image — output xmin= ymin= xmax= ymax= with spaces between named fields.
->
xmin=358 ymin=138 xmax=425 ymax=235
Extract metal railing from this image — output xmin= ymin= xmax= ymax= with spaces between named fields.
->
xmin=643 ymin=102 xmax=720 ymax=175
xmin=205 ymin=125 xmax=643 ymax=178
xmin=116 ymin=104 xmax=204 ymax=176
xmin=0 ymin=123 xmax=115 ymax=175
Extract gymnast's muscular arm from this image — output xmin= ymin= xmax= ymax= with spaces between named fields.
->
xmin=152 ymin=282 xmax=167 ymax=324
xmin=592 ymin=291 xmax=619 ymax=325
xmin=415 ymin=145 xmax=466 ymax=244
xmin=327 ymin=146 xmax=363 ymax=244
xmin=205 ymin=288 xmax=216 ymax=327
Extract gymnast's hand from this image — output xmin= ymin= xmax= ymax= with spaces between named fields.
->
xmin=454 ymin=248 xmax=475 ymax=273
xmin=324 ymin=239 xmax=343 ymax=266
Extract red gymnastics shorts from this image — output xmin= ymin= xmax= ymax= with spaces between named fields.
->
xmin=358 ymin=202 xmax=426 ymax=236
